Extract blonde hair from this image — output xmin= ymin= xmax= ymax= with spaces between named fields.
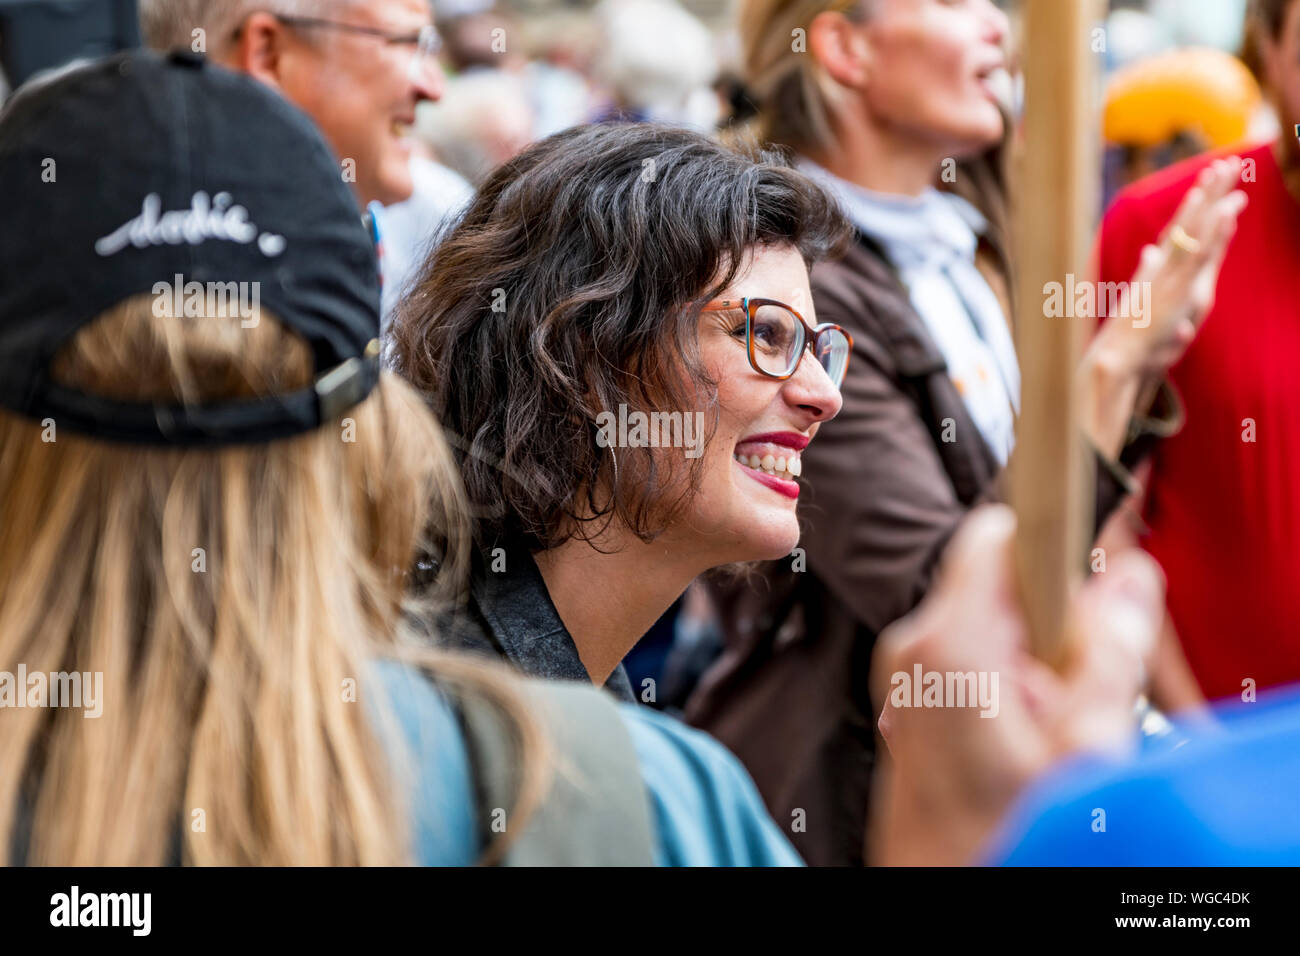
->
xmin=0 ymin=296 xmax=548 ymax=865
xmin=738 ymin=0 xmax=873 ymax=153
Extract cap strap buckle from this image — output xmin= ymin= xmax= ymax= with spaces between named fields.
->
xmin=315 ymin=339 xmax=381 ymax=423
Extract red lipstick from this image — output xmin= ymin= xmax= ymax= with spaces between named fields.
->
xmin=735 ymin=459 xmax=800 ymax=499
xmin=738 ymin=431 xmax=810 ymax=451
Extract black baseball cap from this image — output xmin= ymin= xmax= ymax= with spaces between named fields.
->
xmin=0 ymin=49 xmax=383 ymax=446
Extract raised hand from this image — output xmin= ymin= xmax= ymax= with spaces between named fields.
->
xmin=871 ymin=506 xmax=1163 ymax=866
xmin=1077 ymin=157 xmax=1247 ymax=458
xmin=1108 ymin=156 xmax=1249 ymax=378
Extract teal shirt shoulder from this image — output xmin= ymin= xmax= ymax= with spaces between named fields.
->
xmin=619 ymin=702 xmax=802 ymax=866
xmin=370 ymin=661 xmax=801 ymax=866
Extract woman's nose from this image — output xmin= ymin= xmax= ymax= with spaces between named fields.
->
xmin=979 ymin=0 xmax=1011 ymax=47
xmin=783 ymin=352 xmax=844 ymax=423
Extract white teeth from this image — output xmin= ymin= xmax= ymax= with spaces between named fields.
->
xmin=735 ymin=449 xmax=803 ymax=480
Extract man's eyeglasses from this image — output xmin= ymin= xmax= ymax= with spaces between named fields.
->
xmin=701 ymin=297 xmax=853 ymax=390
xmin=244 ymin=15 xmax=443 ymax=82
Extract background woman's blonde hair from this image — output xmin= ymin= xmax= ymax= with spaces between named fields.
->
xmin=739 ymin=0 xmax=874 ymax=155
xmin=0 ymin=296 xmax=547 ymax=865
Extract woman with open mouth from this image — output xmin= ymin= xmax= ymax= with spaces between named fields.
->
xmin=391 ymin=122 xmax=851 ymax=701
xmin=683 ymin=0 xmax=1248 ymax=868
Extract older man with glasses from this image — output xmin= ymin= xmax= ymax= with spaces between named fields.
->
xmin=139 ymin=0 xmax=445 ymax=210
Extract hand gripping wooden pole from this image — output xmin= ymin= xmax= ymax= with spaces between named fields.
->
xmin=1010 ymin=0 xmax=1101 ymax=670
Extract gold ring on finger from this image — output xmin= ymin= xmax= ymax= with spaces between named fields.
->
xmin=1170 ymin=224 xmax=1202 ymax=256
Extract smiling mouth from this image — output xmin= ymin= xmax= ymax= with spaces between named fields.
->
xmin=976 ymin=65 xmax=1011 ymax=104
xmin=734 ymin=456 xmax=801 ymax=500
xmin=732 ymin=434 xmax=807 ymax=500
xmin=733 ymin=450 xmax=801 ymax=481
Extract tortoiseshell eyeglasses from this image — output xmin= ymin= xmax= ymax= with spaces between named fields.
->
xmin=701 ymin=297 xmax=852 ymax=390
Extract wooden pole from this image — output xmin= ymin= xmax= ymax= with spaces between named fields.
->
xmin=1010 ymin=0 xmax=1101 ymax=670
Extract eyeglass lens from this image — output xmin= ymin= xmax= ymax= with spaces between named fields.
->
xmin=407 ymin=25 xmax=441 ymax=81
xmin=750 ymin=303 xmax=849 ymax=388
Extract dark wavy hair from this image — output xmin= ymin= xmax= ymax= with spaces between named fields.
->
xmin=391 ymin=122 xmax=849 ymax=552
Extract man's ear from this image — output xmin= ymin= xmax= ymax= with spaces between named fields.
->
xmin=808 ymin=10 xmax=872 ymax=89
xmin=225 ymin=11 xmax=291 ymax=90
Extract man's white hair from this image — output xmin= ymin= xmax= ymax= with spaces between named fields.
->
xmin=593 ymin=0 xmax=717 ymax=114
xmin=138 ymin=0 xmax=354 ymax=57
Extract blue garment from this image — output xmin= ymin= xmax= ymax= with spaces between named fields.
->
xmin=622 ymin=701 xmax=803 ymax=866
xmin=985 ymin=686 xmax=1300 ymax=865
xmin=371 ymin=661 xmax=801 ymax=866
xmin=371 ymin=661 xmax=479 ymax=865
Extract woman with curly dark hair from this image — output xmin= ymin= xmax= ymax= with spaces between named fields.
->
xmin=391 ymin=122 xmax=853 ymax=700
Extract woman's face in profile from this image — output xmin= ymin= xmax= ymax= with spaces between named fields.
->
xmin=858 ymin=0 xmax=1010 ymax=154
xmin=669 ymin=244 xmax=843 ymax=565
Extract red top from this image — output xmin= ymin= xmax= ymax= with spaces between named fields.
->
xmin=1098 ymin=141 xmax=1300 ymax=701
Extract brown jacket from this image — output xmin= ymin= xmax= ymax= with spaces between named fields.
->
xmin=683 ymin=230 xmax=1162 ymax=867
